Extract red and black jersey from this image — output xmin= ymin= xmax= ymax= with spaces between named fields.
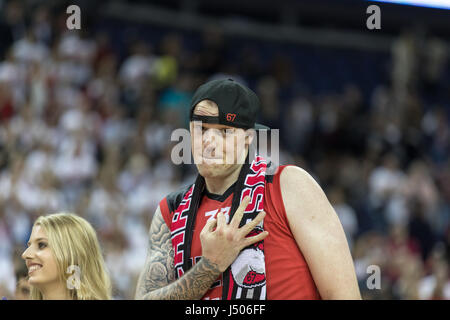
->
xmin=159 ymin=165 xmax=321 ymax=300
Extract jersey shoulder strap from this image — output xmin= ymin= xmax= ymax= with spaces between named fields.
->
xmin=159 ymin=183 xmax=193 ymax=227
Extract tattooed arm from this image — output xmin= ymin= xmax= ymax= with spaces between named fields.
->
xmin=135 ymin=199 xmax=268 ymax=300
xmin=134 ymin=206 xmax=222 ymax=300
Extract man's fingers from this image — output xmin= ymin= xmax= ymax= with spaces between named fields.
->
xmin=216 ymin=211 xmax=226 ymax=228
xmin=203 ymin=218 xmax=217 ymax=233
xmin=242 ymin=230 xmax=269 ymax=248
xmin=240 ymin=210 xmax=266 ymax=235
xmin=230 ymin=196 xmax=251 ymax=228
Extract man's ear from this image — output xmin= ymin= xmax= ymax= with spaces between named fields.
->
xmin=245 ymin=129 xmax=256 ymax=147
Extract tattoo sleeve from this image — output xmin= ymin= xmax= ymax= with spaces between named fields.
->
xmin=135 ymin=207 xmax=222 ymax=300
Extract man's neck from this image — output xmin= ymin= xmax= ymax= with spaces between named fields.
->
xmin=204 ymin=164 xmax=243 ymax=195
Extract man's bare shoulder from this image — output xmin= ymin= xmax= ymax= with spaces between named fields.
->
xmin=279 ymin=165 xmax=323 ymax=196
xmin=279 ymin=165 xmax=332 ymax=222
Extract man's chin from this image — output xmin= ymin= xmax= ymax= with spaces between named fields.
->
xmin=195 ymin=155 xmax=239 ymax=166
xmin=196 ymin=162 xmax=231 ymax=178
xmin=201 ymin=157 xmax=224 ymax=165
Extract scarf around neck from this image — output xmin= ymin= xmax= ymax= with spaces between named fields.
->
xmin=170 ymin=154 xmax=268 ymax=300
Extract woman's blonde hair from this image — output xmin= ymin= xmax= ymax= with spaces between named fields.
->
xmin=30 ymin=213 xmax=112 ymax=300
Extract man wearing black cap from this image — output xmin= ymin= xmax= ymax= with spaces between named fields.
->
xmin=135 ymin=79 xmax=361 ymax=300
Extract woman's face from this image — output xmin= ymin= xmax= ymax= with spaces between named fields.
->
xmin=21 ymin=225 xmax=60 ymax=289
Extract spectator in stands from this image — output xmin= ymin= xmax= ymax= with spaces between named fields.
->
xmin=14 ymin=262 xmax=30 ymax=300
xmin=0 ymin=4 xmax=448 ymax=299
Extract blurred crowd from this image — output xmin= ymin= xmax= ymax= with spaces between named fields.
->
xmin=0 ymin=1 xmax=449 ymax=299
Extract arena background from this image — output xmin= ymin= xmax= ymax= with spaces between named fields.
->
xmin=0 ymin=0 xmax=449 ymax=300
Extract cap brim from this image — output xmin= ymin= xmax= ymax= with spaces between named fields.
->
xmin=254 ymin=123 xmax=270 ymax=130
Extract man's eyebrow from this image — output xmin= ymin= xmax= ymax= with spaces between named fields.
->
xmin=27 ymin=237 xmax=48 ymax=246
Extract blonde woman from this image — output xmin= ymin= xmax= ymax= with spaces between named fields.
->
xmin=21 ymin=213 xmax=111 ymax=300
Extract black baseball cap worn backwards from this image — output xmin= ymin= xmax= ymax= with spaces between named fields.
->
xmin=190 ymin=78 xmax=269 ymax=130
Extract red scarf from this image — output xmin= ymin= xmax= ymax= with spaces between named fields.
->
xmin=170 ymin=155 xmax=268 ymax=300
